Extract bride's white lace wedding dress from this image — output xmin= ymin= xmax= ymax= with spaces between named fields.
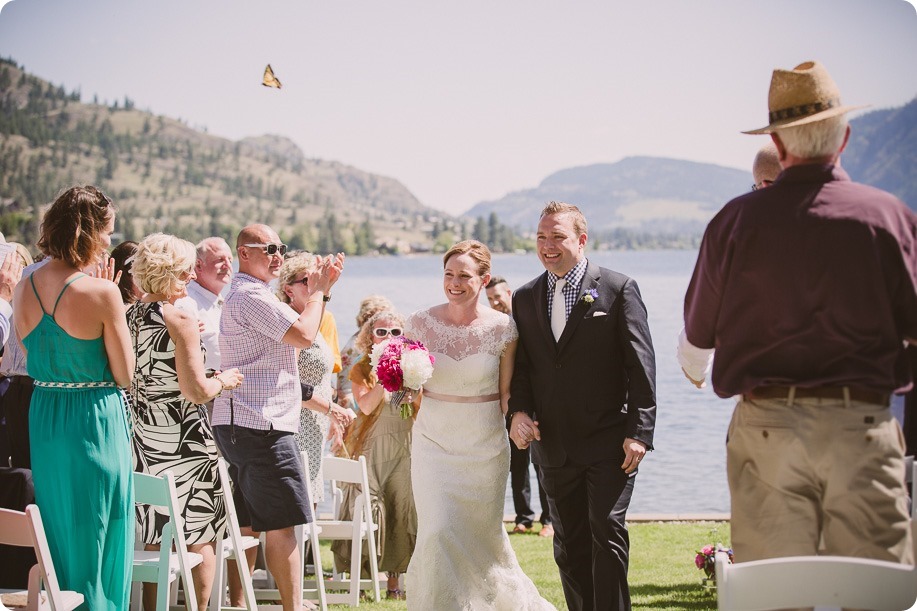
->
xmin=405 ymin=309 xmax=555 ymax=611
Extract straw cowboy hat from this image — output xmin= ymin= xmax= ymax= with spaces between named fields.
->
xmin=744 ymin=60 xmax=868 ymax=135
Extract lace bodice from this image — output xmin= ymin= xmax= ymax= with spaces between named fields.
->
xmin=407 ymin=309 xmax=517 ymax=360
xmin=406 ymin=309 xmax=518 ymax=397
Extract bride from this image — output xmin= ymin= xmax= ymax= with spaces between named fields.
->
xmin=405 ymin=240 xmax=555 ymax=610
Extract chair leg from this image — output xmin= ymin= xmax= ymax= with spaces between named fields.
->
xmin=350 ymin=534 xmax=363 ymax=607
xmin=308 ymin=525 xmax=328 ymax=611
xmin=211 ymin=541 xmax=226 ymax=611
xmin=365 ymin=529 xmax=381 ymax=602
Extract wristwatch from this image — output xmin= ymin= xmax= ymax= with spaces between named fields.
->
xmin=323 ymin=294 xmax=332 ymax=302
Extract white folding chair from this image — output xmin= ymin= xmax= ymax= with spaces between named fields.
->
xmin=715 ymin=517 xmax=917 ymax=611
xmin=296 ymin=452 xmax=328 ymax=611
xmin=0 ymin=505 xmax=84 ymax=611
xmin=131 ymin=471 xmax=203 ymax=611
xmin=209 ymin=459 xmax=260 ymax=610
xmin=312 ymin=455 xmax=382 ymax=606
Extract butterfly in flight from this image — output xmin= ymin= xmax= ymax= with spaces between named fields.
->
xmin=262 ymin=64 xmax=282 ymax=89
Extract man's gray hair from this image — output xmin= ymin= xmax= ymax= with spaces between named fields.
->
xmin=196 ymin=236 xmax=231 ymax=262
xmin=774 ymin=114 xmax=848 ymax=160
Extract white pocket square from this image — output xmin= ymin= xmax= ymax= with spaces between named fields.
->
xmin=590 ymin=311 xmax=608 ymax=317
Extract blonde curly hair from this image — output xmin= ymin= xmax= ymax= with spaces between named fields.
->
xmin=355 ymin=295 xmax=395 ymax=327
xmin=355 ymin=310 xmax=406 ymax=355
xmin=132 ymin=233 xmax=196 ymax=297
xmin=276 ymin=251 xmax=321 ymax=304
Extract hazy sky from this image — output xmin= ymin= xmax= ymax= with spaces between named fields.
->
xmin=0 ymin=0 xmax=915 ymax=214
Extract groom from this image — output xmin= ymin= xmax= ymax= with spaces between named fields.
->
xmin=508 ymin=201 xmax=656 ymax=611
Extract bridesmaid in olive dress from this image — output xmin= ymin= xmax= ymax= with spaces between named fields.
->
xmin=14 ymin=186 xmax=135 ymax=610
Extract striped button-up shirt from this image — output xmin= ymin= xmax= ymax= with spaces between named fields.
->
xmin=213 ymin=273 xmax=301 ymax=432
xmin=547 ymin=257 xmax=588 ymax=322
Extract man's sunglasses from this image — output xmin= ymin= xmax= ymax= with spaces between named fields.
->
xmin=244 ymin=243 xmax=288 ymax=256
xmin=373 ymin=327 xmax=403 ymax=338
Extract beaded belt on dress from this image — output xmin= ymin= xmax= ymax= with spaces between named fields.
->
xmin=33 ymin=380 xmax=118 ymax=389
xmin=423 ymin=390 xmax=501 ymax=404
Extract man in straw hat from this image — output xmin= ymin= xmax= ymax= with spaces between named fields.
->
xmin=682 ymin=61 xmax=917 ymax=565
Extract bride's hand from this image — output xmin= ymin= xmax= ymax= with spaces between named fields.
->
xmin=509 ymin=412 xmax=540 ymax=449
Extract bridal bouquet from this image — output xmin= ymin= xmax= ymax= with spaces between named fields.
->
xmin=370 ymin=336 xmax=435 ymax=419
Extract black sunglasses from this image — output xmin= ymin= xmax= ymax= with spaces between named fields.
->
xmin=373 ymin=327 xmax=403 ymax=338
xmin=244 ymin=243 xmax=288 ymax=256
xmin=289 ymin=276 xmax=309 ymax=287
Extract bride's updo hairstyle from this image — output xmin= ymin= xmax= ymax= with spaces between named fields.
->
xmin=442 ymin=240 xmax=491 ymax=277
xmin=132 ymin=233 xmax=196 ymax=297
xmin=37 ymin=185 xmax=115 ymax=268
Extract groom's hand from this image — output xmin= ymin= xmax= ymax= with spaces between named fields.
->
xmin=509 ymin=412 xmax=540 ymax=450
xmin=622 ymin=438 xmax=646 ymax=474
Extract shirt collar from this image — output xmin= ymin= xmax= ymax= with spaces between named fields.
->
xmin=776 ymin=163 xmax=850 ymax=185
xmin=233 ymin=272 xmax=271 ymax=288
xmin=548 ymin=257 xmax=588 ymax=291
xmin=187 ymin=281 xmax=222 ymax=305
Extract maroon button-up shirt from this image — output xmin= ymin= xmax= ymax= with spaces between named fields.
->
xmin=685 ymin=164 xmax=917 ymax=398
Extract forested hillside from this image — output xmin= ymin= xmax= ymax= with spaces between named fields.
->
xmin=0 ymin=58 xmax=463 ymax=254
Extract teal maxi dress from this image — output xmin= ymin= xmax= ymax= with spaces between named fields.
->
xmin=24 ymin=274 xmax=134 ymax=610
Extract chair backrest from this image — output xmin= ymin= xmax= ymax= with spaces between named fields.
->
xmin=215 ymin=460 xmax=242 ymax=539
xmin=132 ymin=471 xmax=192 ymax=567
xmin=716 ymin=518 xmax=917 ymax=611
xmin=322 ymin=455 xmax=368 ymax=487
xmin=0 ymin=505 xmax=72 ymax=610
xmin=0 ymin=507 xmax=33 ymax=547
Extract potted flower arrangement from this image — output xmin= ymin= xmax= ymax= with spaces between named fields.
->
xmin=695 ymin=543 xmax=734 ymax=588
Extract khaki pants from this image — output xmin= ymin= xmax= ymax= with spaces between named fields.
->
xmin=727 ymin=395 xmax=913 ymax=565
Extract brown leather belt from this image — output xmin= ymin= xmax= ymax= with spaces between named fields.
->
xmin=746 ymin=385 xmax=889 ymax=405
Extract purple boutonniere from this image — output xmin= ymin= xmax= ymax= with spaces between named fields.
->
xmin=582 ymin=288 xmax=599 ymax=304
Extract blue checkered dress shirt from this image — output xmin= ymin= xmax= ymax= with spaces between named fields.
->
xmin=213 ymin=273 xmax=301 ymax=432
xmin=547 ymin=257 xmax=588 ymax=323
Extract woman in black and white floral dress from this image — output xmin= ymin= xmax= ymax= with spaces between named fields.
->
xmin=128 ymin=233 xmax=243 ymax=609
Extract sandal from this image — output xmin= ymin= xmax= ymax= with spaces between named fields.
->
xmin=387 ymin=588 xmax=406 ymax=600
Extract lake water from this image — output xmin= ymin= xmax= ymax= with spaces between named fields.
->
xmin=327 ymin=250 xmax=734 ymax=515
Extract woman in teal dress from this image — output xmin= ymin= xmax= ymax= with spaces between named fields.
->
xmin=13 ymin=185 xmax=135 ymax=610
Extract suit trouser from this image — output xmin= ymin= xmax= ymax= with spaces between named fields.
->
xmin=509 ymin=439 xmax=552 ymax=526
xmin=539 ymin=457 xmax=634 ymax=611
xmin=727 ymin=396 xmax=913 ymax=564
xmin=0 ymin=376 xmax=35 ymax=469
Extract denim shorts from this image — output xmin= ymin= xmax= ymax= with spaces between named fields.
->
xmin=213 ymin=424 xmax=312 ymax=532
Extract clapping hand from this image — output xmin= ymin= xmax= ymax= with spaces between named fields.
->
xmin=509 ymin=412 xmax=541 ymax=450
xmin=88 ymin=256 xmax=122 ymax=285
xmin=318 ymin=253 xmax=345 ymax=292
xmin=0 ymin=251 xmax=23 ymax=302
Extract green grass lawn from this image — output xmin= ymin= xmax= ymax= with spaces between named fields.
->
xmin=314 ymin=521 xmax=731 ymax=610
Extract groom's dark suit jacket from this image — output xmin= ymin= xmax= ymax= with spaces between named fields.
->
xmin=508 ymin=260 xmax=656 ymax=467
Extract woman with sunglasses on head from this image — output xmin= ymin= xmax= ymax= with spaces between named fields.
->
xmin=333 ymin=309 xmax=418 ymax=599
xmin=277 ymin=252 xmax=355 ymax=506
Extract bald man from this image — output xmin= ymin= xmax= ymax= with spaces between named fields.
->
xmin=213 ymin=224 xmax=344 ymax=610
xmin=752 ymin=141 xmax=782 ymax=191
